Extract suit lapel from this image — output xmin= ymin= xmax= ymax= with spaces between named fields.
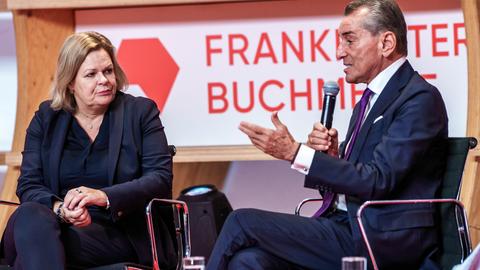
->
xmin=108 ymin=93 xmax=124 ymax=185
xmin=348 ymin=61 xmax=415 ymax=163
xmin=49 ymin=111 xmax=71 ymax=195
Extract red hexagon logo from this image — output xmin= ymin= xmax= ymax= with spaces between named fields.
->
xmin=117 ymin=38 xmax=179 ymax=113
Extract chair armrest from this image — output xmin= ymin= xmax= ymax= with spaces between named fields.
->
xmin=356 ymin=199 xmax=471 ymax=270
xmin=294 ymin=198 xmax=324 ymax=216
xmin=168 ymin=145 xmax=176 ymax=157
xmin=146 ymin=199 xmax=191 ymax=270
xmin=0 ymin=200 xmax=20 ymax=207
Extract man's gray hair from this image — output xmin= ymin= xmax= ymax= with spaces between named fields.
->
xmin=345 ymin=0 xmax=408 ymax=56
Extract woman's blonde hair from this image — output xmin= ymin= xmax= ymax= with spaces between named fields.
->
xmin=50 ymin=31 xmax=128 ymax=112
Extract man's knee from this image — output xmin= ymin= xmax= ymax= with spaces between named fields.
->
xmin=228 ymin=248 xmax=264 ymax=270
xmin=228 ymin=247 xmax=285 ymax=270
xmin=225 ymin=208 xmax=265 ymax=229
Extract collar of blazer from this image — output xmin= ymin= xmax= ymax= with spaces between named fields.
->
xmin=345 ymin=61 xmax=415 ymax=163
xmin=48 ymin=92 xmax=125 ymax=194
xmin=107 ymin=92 xmax=125 ymax=185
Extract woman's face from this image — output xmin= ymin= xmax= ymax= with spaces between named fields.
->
xmin=70 ymin=49 xmax=117 ymax=112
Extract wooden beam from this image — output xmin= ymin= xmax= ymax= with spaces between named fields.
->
xmin=6 ymin=0 xmax=271 ymax=10
xmin=174 ymin=145 xmax=274 ymax=162
xmin=0 ymin=152 xmax=21 ymax=167
xmin=461 ymin=0 xmax=480 ymax=247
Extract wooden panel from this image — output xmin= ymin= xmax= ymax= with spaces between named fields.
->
xmin=6 ymin=0 xmax=268 ymax=10
xmin=461 ymin=0 xmax=480 ymax=248
xmin=0 ymin=9 xmax=75 ymax=233
xmin=172 ymin=162 xmax=230 ymax=198
xmin=0 ymin=0 xmax=7 ymax=11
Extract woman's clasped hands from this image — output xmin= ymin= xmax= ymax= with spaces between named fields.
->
xmin=55 ymin=186 xmax=109 ymax=227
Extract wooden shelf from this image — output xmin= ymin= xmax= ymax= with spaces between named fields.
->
xmin=173 ymin=145 xmax=275 ymax=162
xmin=5 ymin=0 xmax=270 ymax=10
xmin=0 ymin=145 xmax=274 ymax=166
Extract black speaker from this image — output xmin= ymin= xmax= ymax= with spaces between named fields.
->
xmin=177 ymin=184 xmax=232 ymax=262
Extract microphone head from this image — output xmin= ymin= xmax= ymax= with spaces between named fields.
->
xmin=323 ymin=81 xmax=340 ymax=96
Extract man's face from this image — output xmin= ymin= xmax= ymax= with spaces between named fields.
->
xmin=337 ymin=7 xmax=383 ymax=84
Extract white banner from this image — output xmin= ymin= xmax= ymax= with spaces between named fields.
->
xmin=76 ymin=2 xmax=467 ymax=147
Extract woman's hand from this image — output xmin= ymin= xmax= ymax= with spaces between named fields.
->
xmin=307 ymin=122 xmax=339 ymax=157
xmin=63 ymin=186 xmax=109 ymax=210
xmin=63 ymin=206 xmax=91 ymax=227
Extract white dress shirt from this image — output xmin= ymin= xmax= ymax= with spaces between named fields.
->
xmin=291 ymin=57 xmax=407 ymax=211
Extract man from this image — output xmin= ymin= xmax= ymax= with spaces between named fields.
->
xmin=206 ymin=0 xmax=448 ymax=269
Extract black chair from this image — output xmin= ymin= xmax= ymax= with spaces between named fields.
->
xmin=0 ymin=145 xmax=188 ymax=270
xmin=295 ymin=137 xmax=477 ymax=270
xmin=79 ymin=198 xmax=190 ymax=270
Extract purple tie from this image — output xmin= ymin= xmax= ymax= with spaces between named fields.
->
xmin=313 ymin=88 xmax=373 ymax=218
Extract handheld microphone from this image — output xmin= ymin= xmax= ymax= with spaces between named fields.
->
xmin=320 ymin=81 xmax=340 ymax=129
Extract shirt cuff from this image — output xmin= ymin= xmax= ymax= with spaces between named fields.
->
xmin=290 ymin=144 xmax=315 ymax=175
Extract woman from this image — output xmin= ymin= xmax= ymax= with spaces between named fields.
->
xmin=2 ymin=31 xmax=173 ymax=269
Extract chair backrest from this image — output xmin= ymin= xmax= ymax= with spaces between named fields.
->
xmin=146 ymin=199 xmax=191 ymax=270
xmin=438 ymin=137 xmax=477 ymax=270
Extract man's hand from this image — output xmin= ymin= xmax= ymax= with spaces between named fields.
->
xmin=239 ymin=112 xmax=299 ymax=162
xmin=307 ymin=122 xmax=339 ymax=157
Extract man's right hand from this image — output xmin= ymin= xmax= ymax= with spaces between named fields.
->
xmin=239 ymin=112 xmax=299 ymax=162
xmin=307 ymin=122 xmax=339 ymax=157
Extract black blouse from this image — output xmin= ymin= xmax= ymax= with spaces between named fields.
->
xmin=59 ymin=113 xmax=110 ymax=197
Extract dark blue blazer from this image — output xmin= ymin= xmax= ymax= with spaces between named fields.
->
xmin=305 ymin=61 xmax=448 ymax=268
xmin=16 ymin=92 xmax=173 ymax=265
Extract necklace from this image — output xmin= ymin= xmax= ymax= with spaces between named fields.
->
xmin=76 ymin=111 xmax=102 ymax=130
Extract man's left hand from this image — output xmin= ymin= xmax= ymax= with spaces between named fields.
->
xmin=239 ymin=111 xmax=299 ymax=162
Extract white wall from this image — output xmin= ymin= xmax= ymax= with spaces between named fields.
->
xmin=223 ymin=160 xmax=320 ymax=215
xmin=0 ymin=12 xmax=17 ymax=186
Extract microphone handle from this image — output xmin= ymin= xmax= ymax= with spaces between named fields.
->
xmin=321 ymin=95 xmax=336 ymax=129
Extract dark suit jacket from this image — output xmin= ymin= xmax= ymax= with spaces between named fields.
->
xmin=304 ymin=61 xmax=448 ymax=269
xmin=16 ymin=92 xmax=173 ymax=265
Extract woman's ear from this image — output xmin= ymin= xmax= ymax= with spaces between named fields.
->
xmin=380 ymin=31 xmax=397 ymax=57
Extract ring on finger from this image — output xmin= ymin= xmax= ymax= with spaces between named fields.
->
xmin=75 ymin=188 xmax=82 ymax=194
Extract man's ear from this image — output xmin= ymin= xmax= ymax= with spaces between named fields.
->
xmin=379 ymin=31 xmax=397 ymax=57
